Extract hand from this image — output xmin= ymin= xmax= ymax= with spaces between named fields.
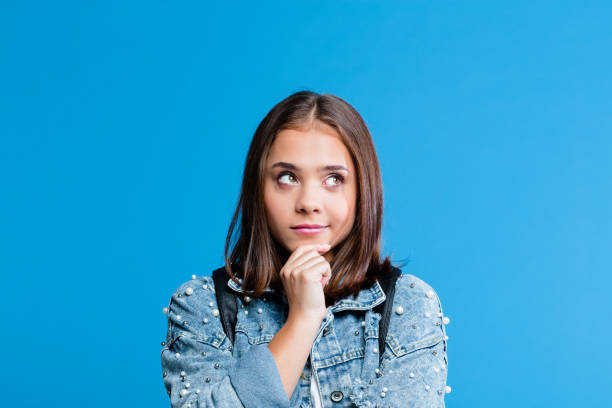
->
xmin=279 ymin=243 xmax=332 ymax=323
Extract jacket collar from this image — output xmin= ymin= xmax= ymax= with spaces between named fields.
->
xmin=227 ymin=278 xmax=387 ymax=312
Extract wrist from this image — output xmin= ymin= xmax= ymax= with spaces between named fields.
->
xmin=286 ymin=311 xmax=324 ymax=332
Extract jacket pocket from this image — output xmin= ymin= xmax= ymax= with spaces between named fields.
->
xmin=166 ymin=328 xmax=230 ymax=351
xmin=383 ymin=331 xmax=443 ymax=360
xmin=234 ymin=321 xmax=282 ymax=345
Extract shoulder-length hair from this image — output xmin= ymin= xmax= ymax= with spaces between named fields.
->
xmin=224 ymin=90 xmax=395 ymax=306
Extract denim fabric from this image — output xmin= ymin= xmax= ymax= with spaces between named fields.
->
xmin=161 ymin=270 xmax=449 ymax=407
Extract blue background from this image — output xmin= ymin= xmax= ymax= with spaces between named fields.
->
xmin=2 ymin=1 xmax=611 ymax=407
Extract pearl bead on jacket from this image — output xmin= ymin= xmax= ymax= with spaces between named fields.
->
xmin=161 ymin=269 xmax=450 ymax=407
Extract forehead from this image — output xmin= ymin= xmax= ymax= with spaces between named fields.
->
xmin=266 ymin=124 xmax=353 ymax=169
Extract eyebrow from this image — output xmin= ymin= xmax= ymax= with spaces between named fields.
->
xmin=271 ymin=162 xmax=349 ymax=172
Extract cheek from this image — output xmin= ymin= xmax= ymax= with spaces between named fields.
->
xmin=263 ymin=187 xmax=288 ymax=226
xmin=263 ymin=184 xmax=277 ymax=222
xmin=328 ymin=195 xmax=354 ymax=225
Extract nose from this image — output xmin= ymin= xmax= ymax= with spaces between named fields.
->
xmin=295 ymin=181 xmax=322 ymax=214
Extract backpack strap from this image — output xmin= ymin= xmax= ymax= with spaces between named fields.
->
xmin=212 ymin=264 xmax=403 ymax=358
xmin=373 ymin=266 xmax=402 ymax=362
xmin=212 ymin=266 xmax=238 ymax=346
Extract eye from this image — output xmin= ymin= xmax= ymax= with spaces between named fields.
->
xmin=277 ymin=172 xmax=298 ymax=185
xmin=324 ymin=174 xmax=345 ymax=186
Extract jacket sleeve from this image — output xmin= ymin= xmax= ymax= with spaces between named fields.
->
xmin=383 ymin=275 xmax=450 ymax=406
xmin=350 ymin=275 xmax=450 ymax=407
xmin=160 ymin=277 xmax=290 ymax=408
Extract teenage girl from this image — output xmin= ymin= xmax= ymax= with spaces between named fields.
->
xmin=161 ymin=91 xmax=450 ymax=407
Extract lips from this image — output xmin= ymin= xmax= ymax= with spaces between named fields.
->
xmin=291 ymin=224 xmax=328 ymax=236
xmin=291 ymin=224 xmax=327 ymax=229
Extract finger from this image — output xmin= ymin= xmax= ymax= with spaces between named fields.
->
xmin=291 ymin=259 xmax=330 ymax=286
xmin=284 ymin=253 xmax=322 ymax=283
xmin=292 ymin=256 xmax=328 ymax=278
xmin=290 ymin=248 xmax=329 ymax=271
xmin=286 ymin=243 xmax=331 ymax=266
xmin=319 ymin=262 xmax=332 ymax=287
xmin=280 ymin=245 xmax=316 ymax=279
xmin=281 ymin=244 xmax=331 ymax=282
xmin=321 ymin=263 xmax=331 ymax=280
xmin=283 ymin=247 xmax=330 ymax=277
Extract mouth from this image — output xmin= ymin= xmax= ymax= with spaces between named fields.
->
xmin=290 ymin=224 xmax=328 ymax=236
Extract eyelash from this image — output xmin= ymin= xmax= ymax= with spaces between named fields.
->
xmin=277 ymin=171 xmax=345 ymax=186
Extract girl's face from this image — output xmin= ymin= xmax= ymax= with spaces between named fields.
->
xmin=263 ymin=122 xmax=357 ymax=263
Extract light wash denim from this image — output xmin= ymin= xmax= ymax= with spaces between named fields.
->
xmin=161 ymin=270 xmax=449 ymax=407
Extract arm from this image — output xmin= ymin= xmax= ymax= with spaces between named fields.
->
xmin=267 ymin=243 xmax=331 ymax=399
xmin=161 ymin=278 xmax=290 ymax=408
xmin=267 ymin=311 xmax=321 ymax=399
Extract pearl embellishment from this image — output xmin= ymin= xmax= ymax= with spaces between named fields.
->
xmin=395 ymin=306 xmax=404 ymax=315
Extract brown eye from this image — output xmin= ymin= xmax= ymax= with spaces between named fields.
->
xmin=324 ymin=174 xmax=344 ymax=186
xmin=278 ymin=173 xmax=298 ymax=185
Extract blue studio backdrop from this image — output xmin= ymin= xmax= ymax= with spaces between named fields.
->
xmin=1 ymin=1 xmax=611 ymax=407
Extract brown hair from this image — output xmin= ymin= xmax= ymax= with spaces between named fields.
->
xmin=224 ymin=90 xmax=396 ymax=306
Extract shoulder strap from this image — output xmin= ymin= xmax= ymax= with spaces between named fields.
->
xmin=213 ymin=264 xmax=402 ymax=355
xmin=212 ymin=266 xmax=238 ymax=345
xmin=373 ymin=266 xmax=402 ymax=362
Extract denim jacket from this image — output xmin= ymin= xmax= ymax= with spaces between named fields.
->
xmin=161 ymin=269 xmax=450 ymax=408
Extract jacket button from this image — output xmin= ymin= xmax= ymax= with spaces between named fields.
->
xmin=322 ymin=327 xmax=331 ymax=336
xmin=330 ymin=390 xmax=343 ymax=402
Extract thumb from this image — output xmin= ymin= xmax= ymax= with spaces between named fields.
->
xmin=317 ymin=243 xmax=332 ymax=253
